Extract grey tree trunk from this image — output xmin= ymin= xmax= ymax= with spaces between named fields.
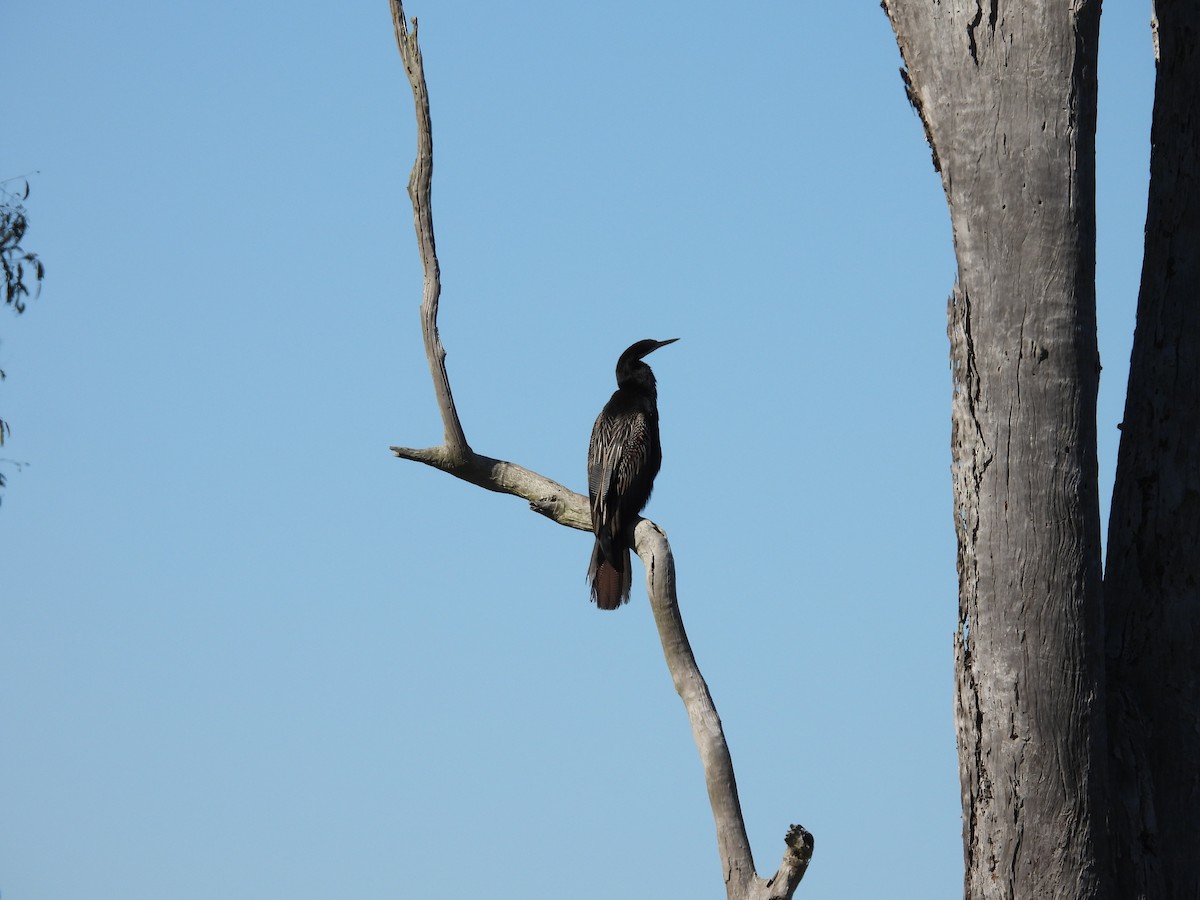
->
xmin=1103 ymin=2 xmax=1200 ymax=897
xmin=882 ymin=3 xmax=1109 ymax=897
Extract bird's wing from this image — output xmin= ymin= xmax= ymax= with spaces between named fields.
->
xmin=613 ymin=413 xmax=651 ymax=500
xmin=588 ymin=413 xmax=621 ymax=530
xmin=587 ymin=409 xmax=651 ymax=536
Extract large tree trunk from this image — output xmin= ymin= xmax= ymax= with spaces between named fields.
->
xmin=1103 ymin=2 xmax=1200 ymax=896
xmin=882 ymin=3 xmax=1109 ymax=897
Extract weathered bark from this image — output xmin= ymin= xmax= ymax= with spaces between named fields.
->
xmin=386 ymin=3 xmax=812 ymax=897
xmin=883 ymin=3 xmax=1108 ymax=897
xmin=391 ymin=2 xmax=469 ymax=464
xmin=1103 ymin=3 xmax=1200 ymax=896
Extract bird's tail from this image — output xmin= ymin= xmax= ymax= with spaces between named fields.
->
xmin=588 ymin=538 xmax=631 ymax=610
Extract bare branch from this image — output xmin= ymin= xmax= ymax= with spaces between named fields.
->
xmin=636 ymin=521 xmax=812 ymax=900
xmin=387 ymin=7 xmax=810 ymax=897
xmin=390 ymin=0 xmax=470 ymax=462
xmin=636 ymin=518 xmax=756 ymax=888
xmin=390 ymin=443 xmax=591 ymax=530
xmin=761 ymin=825 xmax=816 ymax=900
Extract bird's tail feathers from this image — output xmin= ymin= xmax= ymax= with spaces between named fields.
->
xmin=588 ymin=539 xmax=631 ymax=610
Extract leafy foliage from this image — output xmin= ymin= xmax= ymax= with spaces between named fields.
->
xmin=1 ymin=176 xmax=45 ymax=500
xmin=2 ymin=178 xmax=45 ymax=315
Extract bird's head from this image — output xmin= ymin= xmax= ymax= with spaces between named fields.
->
xmin=615 ymin=338 xmax=678 ymax=385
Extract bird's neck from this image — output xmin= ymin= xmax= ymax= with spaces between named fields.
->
xmin=629 ymin=380 xmax=657 ymax=403
xmin=616 ymin=363 xmax=657 ymax=396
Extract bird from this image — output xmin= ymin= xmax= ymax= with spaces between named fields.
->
xmin=586 ymin=338 xmax=677 ymax=609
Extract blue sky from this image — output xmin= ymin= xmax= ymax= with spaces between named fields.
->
xmin=2 ymin=2 xmax=1154 ymax=898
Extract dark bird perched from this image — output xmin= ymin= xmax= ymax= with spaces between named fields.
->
xmin=587 ymin=338 xmax=678 ymax=609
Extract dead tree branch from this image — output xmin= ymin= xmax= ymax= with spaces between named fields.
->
xmin=391 ymin=3 xmax=469 ymax=463
xmin=386 ymin=3 xmax=810 ymax=896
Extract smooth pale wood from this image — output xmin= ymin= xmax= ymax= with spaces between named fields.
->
xmin=882 ymin=3 xmax=1107 ymax=897
xmin=1104 ymin=2 xmax=1200 ymax=895
xmin=387 ymin=3 xmax=810 ymax=896
xmin=391 ymin=4 xmax=469 ymax=463
xmin=634 ymin=520 xmax=813 ymax=900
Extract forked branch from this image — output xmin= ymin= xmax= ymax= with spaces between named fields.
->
xmin=387 ymin=3 xmax=810 ymax=896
